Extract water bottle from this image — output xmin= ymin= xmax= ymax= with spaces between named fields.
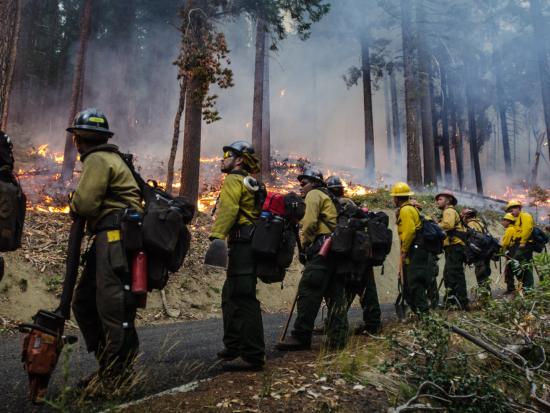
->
xmin=260 ymin=211 xmax=272 ymax=220
xmin=132 ymin=251 xmax=148 ymax=300
xmin=318 ymin=236 xmax=333 ymax=257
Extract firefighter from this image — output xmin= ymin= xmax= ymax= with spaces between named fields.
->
xmin=277 ymin=169 xmax=348 ymax=351
xmin=325 ymin=176 xmax=382 ymax=334
xmin=461 ymin=208 xmax=492 ymax=294
xmin=501 ymin=213 xmax=517 ymax=293
xmin=506 ymin=200 xmax=535 ymax=290
xmin=410 ymin=199 xmax=440 ymax=308
xmin=208 ymin=140 xmax=264 ymax=371
xmin=68 ymin=108 xmax=142 ymax=386
xmin=435 ymin=191 xmax=468 ymax=310
xmin=392 ymin=182 xmax=433 ymax=313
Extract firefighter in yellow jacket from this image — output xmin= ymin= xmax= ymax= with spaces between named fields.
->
xmin=277 ymin=169 xmax=349 ymax=351
xmin=208 ymin=141 xmax=264 ymax=371
xmin=501 ymin=213 xmax=517 ymax=292
xmin=69 ymin=108 xmax=142 ymax=386
xmin=436 ymin=191 xmax=468 ymax=309
xmin=392 ymin=183 xmax=433 ymax=313
xmin=506 ymin=200 xmax=535 ymax=290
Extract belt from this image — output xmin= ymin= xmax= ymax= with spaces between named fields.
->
xmin=94 ymin=211 xmax=125 ymax=234
xmin=228 ymin=224 xmax=255 ymax=243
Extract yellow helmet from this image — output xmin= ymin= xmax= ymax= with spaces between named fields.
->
xmin=390 ymin=182 xmax=415 ymax=197
xmin=505 ymin=199 xmax=522 ymax=211
xmin=502 ymin=213 xmax=516 ymax=222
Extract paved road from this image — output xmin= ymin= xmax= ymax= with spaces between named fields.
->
xmin=1 ymin=306 xmax=396 ymax=413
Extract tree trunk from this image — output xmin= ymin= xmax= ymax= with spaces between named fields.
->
xmin=61 ymin=0 xmax=93 ymax=183
xmin=361 ymin=35 xmax=375 ymax=180
xmin=449 ymin=80 xmax=464 ymax=190
xmin=430 ymin=77 xmax=441 ymax=183
xmin=417 ymin=0 xmax=436 ymax=186
xmin=400 ymin=0 xmax=422 ymax=186
xmin=390 ymin=66 xmax=402 ymax=159
xmin=493 ymin=45 xmax=512 ymax=174
xmin=512 ymin=104 xmax=517 ymax=165
xmin=530 ymin=132 xmax=545 ymax=186
xmin=166 ymin=77 xmax=187 ymax=194
xmin=0 ymin=0 xmax=21 ymax=131
xmin=261 ymin=32 xmax=271 ymax=182
xmin=440 ymin=65 xmax=452 ymax=186
xmin=251 ymin=19 xmax=266 ymax=177
xmin=530 ymin=0 xmax=550 ymax=161
xmin=465 ymin=68 xmax=483 ymax=194
xmin=383 ymin=71 xmax=393 ymax=156
xmin=179 ymin=76 xmax=203 ymax=205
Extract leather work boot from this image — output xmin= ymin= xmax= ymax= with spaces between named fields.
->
xmin=217 ymin=348 xmax=239 ymax=361
xmin=221 ymin=357 xmax=264 ymax=372
xmin=275 ymin=335 xmax=311 ymax=351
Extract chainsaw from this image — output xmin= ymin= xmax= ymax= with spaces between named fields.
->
xmin=19 ymin=216 xmax=85 ymax=404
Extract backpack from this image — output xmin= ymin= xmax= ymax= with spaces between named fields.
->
xmin=0 ymin=133 xmax=25 ymax=252
xmin=252 ymin=192 xmax=304 ymax=284
xmin=116 ymin=152 xmax=195 ymax=289
xmin=531 ymin=227 xmax=549 ymax=253
xmin=364 ymin=212 xmax=393 ymax=266
xmin=463 ymin=228 xmax=501 ymax=264
xmin=419 ymin=216 xmax=446 ymax=255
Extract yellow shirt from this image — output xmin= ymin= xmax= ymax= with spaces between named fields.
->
xmin=467 ymin=218 xmax=485 ymax=233
xmin=209 ymin=172 xmax=259 ymax=240
xmin=397 ymin=201 xmax=422 ymax=254
xmin=300 ymin=188 xmax=337 ymax=246
xmin=439 ymin=206 xmax=465 ymax=247
xmin=501 ymin=226 xmax=516 ymax=250
xmin=513 ymin=211 xmax=535 ymax=246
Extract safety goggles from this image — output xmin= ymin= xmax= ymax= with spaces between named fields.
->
xmin=223 ymin=151 xmax=235 ymax=159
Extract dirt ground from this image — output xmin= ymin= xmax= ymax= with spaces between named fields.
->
xmin=0 ymin=209 xmax=509 ymax=328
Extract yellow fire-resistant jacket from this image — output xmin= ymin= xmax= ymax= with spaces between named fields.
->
xmin=397 ymin=201 xmax=422 ymax=255
xmin=300 ymin=188 xmax=337 ymax=246
xmin=70 ymin=144 xmax=142 ymax=232
xmin=209 ymin=171 xmax=259 ymax=240
xmin=439 ymin=206 xmax=466 ymax=247
xmin=501 ymin=225 xmax=516 ymax=251
xmin=466 ymin=218 xmax=485 ymax=233
xmin=513 ymin=211 xmax=535 ymax=246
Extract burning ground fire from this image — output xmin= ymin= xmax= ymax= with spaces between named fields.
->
xmin=13 ymin=144 xmax=549 ymax=220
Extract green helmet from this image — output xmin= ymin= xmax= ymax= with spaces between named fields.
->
xmin=66 ymin=108 xmax=114 ymax=137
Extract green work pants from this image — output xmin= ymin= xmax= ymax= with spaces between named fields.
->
xmin=474 ymin=259 xmax=492 ymax=292
xmin=222 ymin=241 xmax=264 ymax=365
xmin=404 ymin=245 xmax=433 ymax=313
xmin=511 ymin=245 xmax=534 ymax=290
xmin=72 ymin=230 xmax=139 ymax=375
xmin=427 ymin=256 xmax=440 ymax=308
xmin=443 ymin=245 xmax=468 ymax=307
xmin=292 ymin=255 xmax=348 ymax=350
xmin=345 ymin=266 xmax=381 ymax=332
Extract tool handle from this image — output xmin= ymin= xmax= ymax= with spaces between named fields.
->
xmin=279 ymin=291 xmax=298 ymax=343
xmin=55 ymin=216 xmax=86 ymax=320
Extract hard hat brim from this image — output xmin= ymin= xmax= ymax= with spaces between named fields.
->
xmin=390 ymin=191 xmax=415 ymax=197
xmin=297 ymin=174 xmax=323 ymax=183
xmin=435 ymin=193 xmax=457 ymax=205
xmin=67 ymin=125 xmax=114 ymax=137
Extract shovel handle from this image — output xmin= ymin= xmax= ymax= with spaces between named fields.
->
xmin=279 ymin=291 xmax=298 ymax=342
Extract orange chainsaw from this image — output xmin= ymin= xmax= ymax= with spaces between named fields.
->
xmin=19 ymin=217 xmax=85 ymax=404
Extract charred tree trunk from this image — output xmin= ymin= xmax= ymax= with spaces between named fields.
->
xmin=449 ymin=80 xmax=464 ymax=190
xmin=530 ymin=0 xmax=550 ymax=161
xmin=417 ymin=0 xmax=436 ymax=186
xmin=383 ymin=71 xmax=393 ymax=155
xmin=252 ymin=19 xmax=266 ymax=177
xmin=166 ymin=77 xmax=187 ymax=194
xmin=261 ymin=33 xmax=270 ymax=182
xmin=430 ymin=77 xmax=442 ymax=183
xmin=0 ymin=0 xmax=21 ymax=130
xmin=389 ymin=66 xmax=402 ymax=159
xmin=493 ymin=47 xmax=512 ymax=174
xmin=361 ymin=35 xmax=375 ymax=180
xmin=440 ymin=65 xmax=452 ymax=186
xmin=465 ymin=68 xmax=483 ymax=194
xmin=530 ymin=132 xmax=545 ymax=185
xmin=401 ymin=0 xmax=422 ymax=186
xmin=512 ymin=104 xmax=517 ymax=165
xmin=61 ymin=0 xmax=93 ymax=183
xmin=179 ymin=75 xmax=203 ymax=204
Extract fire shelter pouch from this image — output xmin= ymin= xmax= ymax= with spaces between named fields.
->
xmin=142 ymin=204 xmax=183 ymax=255
xmin=251 ymin=214 xmax=284 ymax=256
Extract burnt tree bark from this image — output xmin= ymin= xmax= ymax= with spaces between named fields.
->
xmin=261 ymin=44 xmax=271 ymax=182
xmin=440 ymin=65 xmax=452 ymax=186
xmin=530 ymin=0 xmax=550 ymax=161
xmin=0 ymin=0 xmax=21 ymax=131
xmin=400 ymin=0 xmax=422 ymax=186
xmin=361 ymin=35 xmax=375 ymax=180
xmin=61 ymin=0 xmax=93 ymax=183
xmin=166 ymin=77 xmax=187 ymax=194
xmin=252 ymin=19 xmax=266 ymax=177
xmin=383 ymin=71 xmax=393 ymax=155
xmin=465 ymin=66 xmax=483 ymax=194
xmin=416 ymin=0 xmax=436 ymax=185
xmin=449 ymin=77 xmax=464 ymax=189
xmin=493 ymin=43 xmax=512 ymax=174
xmin=430 ymin=77 xmax=441 ymax=183
xmin=179 ymin=75 xmax=203 ymax=204
xmin=389 ymin=65 xmax=402 ymax=159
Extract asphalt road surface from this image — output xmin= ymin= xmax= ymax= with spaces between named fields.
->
xmin=0 ymin=306 xmax=397 ymax=413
